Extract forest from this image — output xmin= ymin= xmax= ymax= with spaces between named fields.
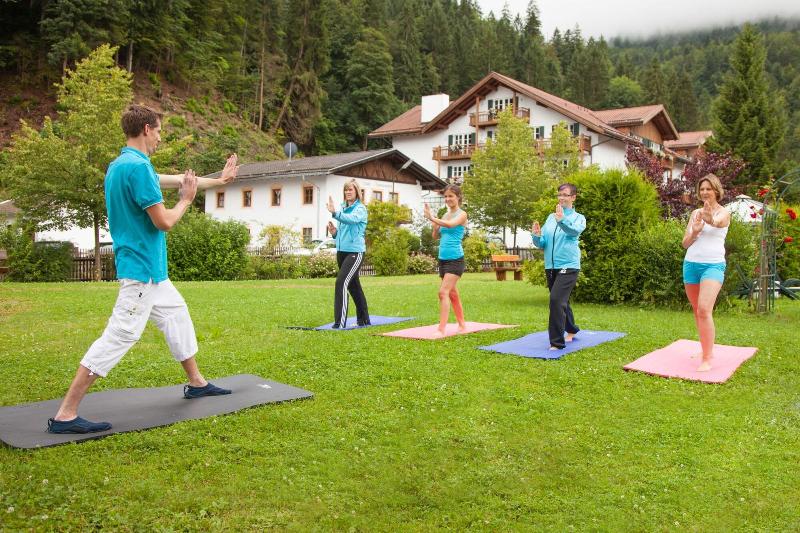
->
xmin=0 ymin=1 xmax=798 ymax=171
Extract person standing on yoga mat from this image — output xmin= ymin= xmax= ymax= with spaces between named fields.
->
xmin=531 ymin=182 xmax=586 ymax=350
xmin=682 ymin=174 xmax=731 ymax=372
xmin=326 ymin=179 xmax=369 ymax=328
xmin=424 ymin=185 xmax=468 ymax=337
xmin=47 ymin=105 xmax=239 ymax=434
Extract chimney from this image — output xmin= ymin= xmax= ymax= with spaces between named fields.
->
xmin=421 ymin=94 xmax=450 ymax=123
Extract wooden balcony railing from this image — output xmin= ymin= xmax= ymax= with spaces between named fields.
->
xmin=432 ymin=143 xmax=484 ymax=161
xmin=534 ymin=134 xmax=592 ymax=154
xmin=469 ymin=107 xmax=530 ymax=127
xmin=434 ymin=134 xmax=593 ymax=162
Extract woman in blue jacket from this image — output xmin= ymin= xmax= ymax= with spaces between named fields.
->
xmin=531 ymin=183 xmax=586 ymax=350
xmin=326 ymin=179 xmax=369 ymax=328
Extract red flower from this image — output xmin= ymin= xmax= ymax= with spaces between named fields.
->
xmin=749 ymin=205 xmax=756 ymax=210
xmin=787 ymin=208 xmax=797 ymax=221
xmin=758 ymin=208 xmax=765 ymax=215
xmin=757 ymin=188 xmax=769 ymax=197
xmin=785 ymin=236 xmax=794 ymax=243
xmin=750 ymin=213 xmax=757 ymax=219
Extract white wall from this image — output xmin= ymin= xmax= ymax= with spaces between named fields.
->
xmin=35 ymin=226 xmax=112 ymax=249
xmin=205 ymin=173 xmax=430 ymax=245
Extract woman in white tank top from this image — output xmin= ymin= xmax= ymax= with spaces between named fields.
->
xmin=681 ymin=174 xmax=731 ymax=372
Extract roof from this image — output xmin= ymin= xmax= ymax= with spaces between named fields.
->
xmin=664 ymin=130 xmax=713 ymax=149
xmin=368 ymin=105 xmax=423 ymax=137
xmin=0 ymin=200 xmax=20 ymax=216
xmin=203 ymin=149 xmax=446 ymax=190
xmin=594 ymin=104 xmax=679 ymax=141
xmin=369 ymin=71 xmax=631 ymax=142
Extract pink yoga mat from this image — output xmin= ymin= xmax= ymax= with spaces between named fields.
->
xmin=623 ymin=339 xmax=757 ymax=383
xmin=382 ymin=322 xmax=516 ymax=340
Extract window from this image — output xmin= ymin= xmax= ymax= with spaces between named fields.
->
xmin=447 ymin=133 xmax=476 ymax=150
xmin=389 ymin=192 xmax=399 ymax=205
xmin=487 ymin=130 xmax=495 ymax=141
xmin=242 ymin=189 xmax=252 ymax=207
xmin=303 ymin=185 xmax=314 ymax=205
xmin=360 ymin=189 xmax=366 ymax=201
xmin=569 ymin=122 xmax=580 ymax=137
xmin=534 ymin=126 xmax=545 ymax=140
xmin=447 ymin=165 xmax=473 ymax=183
xmin=271 ymin=187 xmax=281 ymax=206
xmin=372 ymin=190 xmax=383 ymax=202
xmin=302 ymin=227 xmax=312 ymax=243
xmin=216 ymin=191 xmax=225 ymax=208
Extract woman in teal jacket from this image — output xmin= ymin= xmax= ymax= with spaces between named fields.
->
xmin=531 ymin=183 xmax=586 ymax=350
xmin=326 ymin=179 xmax=369 ymax=328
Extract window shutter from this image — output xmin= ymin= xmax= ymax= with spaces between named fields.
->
xmin=448 ymin=134 xmax=453 ymax=146
xmin=488 ymin=99 xmax=494 ymax=110
xmin=447 ymin=166 xmax=452 ymax=178
xmin=469 ymin=133 xmax=475 ymax=145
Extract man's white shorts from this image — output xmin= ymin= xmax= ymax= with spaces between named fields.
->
xmin=80 ymin=278 xmax=198 ymax=377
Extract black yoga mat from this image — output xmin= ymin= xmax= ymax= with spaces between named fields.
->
xmin=0 ymin=374 xmax=312 ymax=449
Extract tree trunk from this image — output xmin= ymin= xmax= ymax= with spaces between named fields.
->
xmin=258 ymin=40 xmax=265 ymax=130
xmin=127 ymin=41 xmax=133 ymax=72
xmin=269 ymin=11 xmax=308 ymax=137
xmin=512 ymin=224 xmax=517 ymax=248
xmin=93 ymin=216 xmax=101 ymax=282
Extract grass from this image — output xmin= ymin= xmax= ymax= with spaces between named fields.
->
xmin=0 ymin=274 xmax=798 ymax=531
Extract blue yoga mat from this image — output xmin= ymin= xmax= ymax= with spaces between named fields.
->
xmin=287 ymin=315 xmax=414 ymax=331
xmin=479 ymin=329 xmax=626 ymax=359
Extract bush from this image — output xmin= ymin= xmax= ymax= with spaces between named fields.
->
xmin=723 ymin=217 xmax=757 ymax=296
xmin=629 ymin=218 xmax=686 ymax=306
xmin=0 ymin=224 xmax=72 ymax=282
xmin=247 ymin=255 xmax=308 ymax=280
xmin=370 ymin=227 xmax=409 ymax=276
xmin=522 ymin=257 xmax=547 ymax=287
xmin=167 ymin=211 xmax=250 ymax=280
xmin=570 ymin=167 xmax=661 ymax=303
xmin=408 ymin=253 xmax=437 ymax=274
xmin=306 ymin=254 xmax=338 ymax=278
xmin=463 ymin=230 xmax=492 ymax=272
xmin=419 ymin=224 xmax=439 ymax=257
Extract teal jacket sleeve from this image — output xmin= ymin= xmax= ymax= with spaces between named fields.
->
xmin=333 ymin=204 xmax=368 ymax=225
xmin=557 ymin=214 xmax=586 ymax=237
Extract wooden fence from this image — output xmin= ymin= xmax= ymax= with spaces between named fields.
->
xmin=71 ymin=249 xmax=116 ymax=281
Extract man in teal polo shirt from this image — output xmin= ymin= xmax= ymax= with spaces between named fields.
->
xmin=48 ymin=105 xmax=239 ymax=434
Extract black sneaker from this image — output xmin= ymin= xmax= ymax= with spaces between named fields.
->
xmin=183 ymin=383 xmax=232 ymax=399
xmin=47 ymin=416 xmax=112 ymax=434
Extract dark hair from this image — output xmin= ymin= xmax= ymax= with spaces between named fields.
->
xmin=558 ymin=183 xmax=577 ymax=196
xmin=121 ymin=105 xmax=162 ymax=138
xmin=442 ymin=184 xmax=463 ymax=204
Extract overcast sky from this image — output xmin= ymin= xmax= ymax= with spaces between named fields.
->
xmin=475 ymin=0 xmax=800 ymax=39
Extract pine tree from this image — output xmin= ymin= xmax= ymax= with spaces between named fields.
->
xmin=667 ymin=69 xmax=700 ymax=131
xmin=641 ymin=58 xmax=668 ymax=105
xmin=515 ymin=0 xmax=547 ymax=86
xmin=707 ymin=24 xmax=786 ymax=186
xmin=391 ymin=0 xmax=424 ymax=103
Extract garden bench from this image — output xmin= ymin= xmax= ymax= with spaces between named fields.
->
xmin=491 ymin=254 xmax=522 ymax=281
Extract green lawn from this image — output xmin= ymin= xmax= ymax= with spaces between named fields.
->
xmin=1 ymin=274 xmax=798 ymax=531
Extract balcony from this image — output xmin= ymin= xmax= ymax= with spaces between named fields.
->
xmin=432 ymin=143 xmax=484 ymax=161
xmin=434 ymin=134 xmax=593 ymax=162
xmin=534 ymin=134 xmax=592 ymax=154
xmin=469 ymin=107 xmax=530 ymax=127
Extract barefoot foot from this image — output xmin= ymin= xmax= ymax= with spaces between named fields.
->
xmin=433 ymin=330 xmax=446 ymax=338
xmin=565 ymin=333 xmax=575 ymax=342
xmin=696 ymin=360 xmax=712 ymax=372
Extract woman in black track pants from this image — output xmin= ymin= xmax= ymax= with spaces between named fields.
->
xmin=326 ymin=179 xmax=369 ymax=328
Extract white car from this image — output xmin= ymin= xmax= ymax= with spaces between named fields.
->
xmin=286 ymin=238 xmax=337 ymax=256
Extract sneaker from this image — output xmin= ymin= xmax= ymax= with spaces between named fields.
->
xmin=183 ymin=382 xmax=232 ymax=399
xmin=331 ymin=323 xmax=341 ymax=329
xmin=357 ymin=320 xmax=371 ymax=327
xmin=47 ymin=416 xmax=112 ymax=434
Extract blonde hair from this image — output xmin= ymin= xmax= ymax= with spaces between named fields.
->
xmin=695 ymin=173 xmax=724 ymax=202
xmin=343 ymin=179 xmax=363 ymax=203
